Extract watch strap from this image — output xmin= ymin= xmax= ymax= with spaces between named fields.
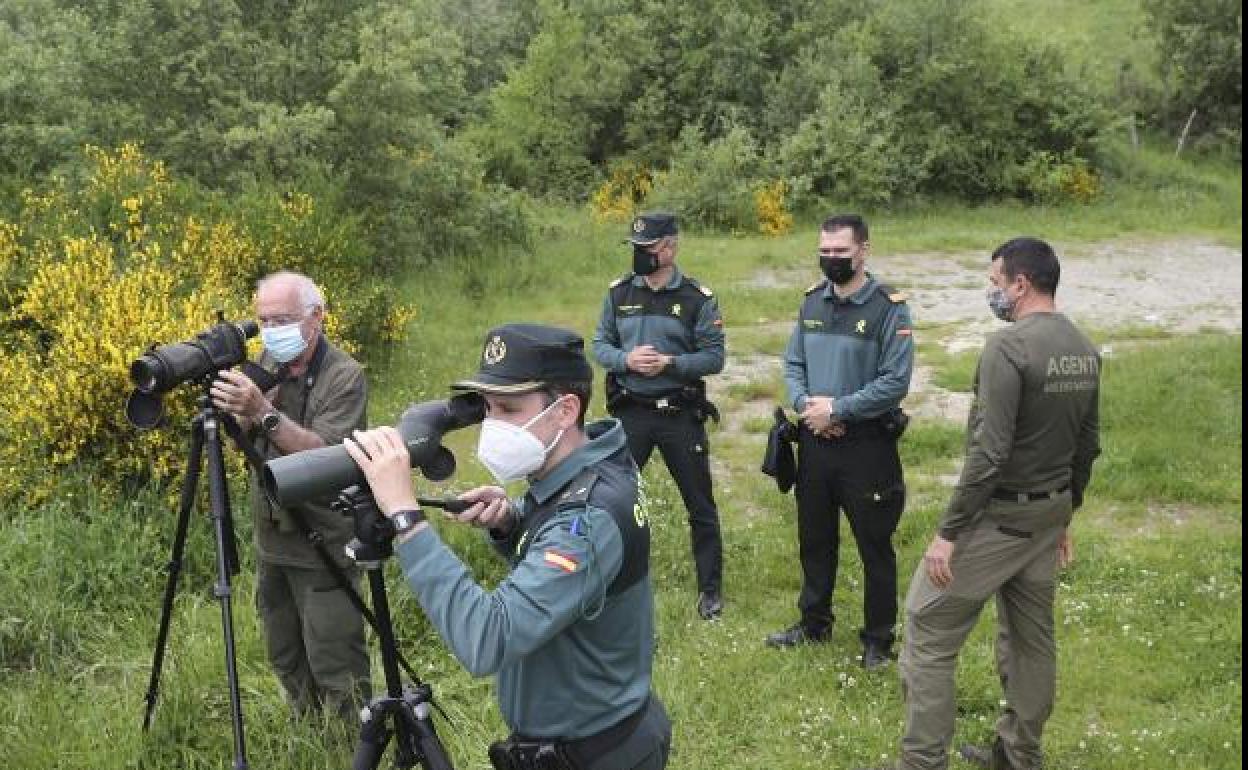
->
xmin=391 ymin=508 xmax=426 ymax=536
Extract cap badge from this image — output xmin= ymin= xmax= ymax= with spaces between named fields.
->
xmin=632 ymin=218 xmax=646 ymax=233
xmin=483 ymin=335 xmax=507 ymax=366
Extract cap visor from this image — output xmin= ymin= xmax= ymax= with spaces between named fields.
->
xmin=450 ymin=379 xmax=546 ymax=394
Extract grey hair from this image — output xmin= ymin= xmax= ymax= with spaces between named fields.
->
xmin=257 ymin=271 xmax=324 ymax=311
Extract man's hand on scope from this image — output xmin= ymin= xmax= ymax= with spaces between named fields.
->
xmin=450 ymin=487 xmax=515 ymax=534
xmin=211 ymin=369 xmax=274 ymax=425
xmin=343 ymin=427 xmax=420 ymax=516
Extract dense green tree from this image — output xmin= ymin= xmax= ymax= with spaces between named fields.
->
xmin=0 ymin=1 xmax=94 ymax=189
xmin=1144 ymin=0 xmax=1242 ymax=152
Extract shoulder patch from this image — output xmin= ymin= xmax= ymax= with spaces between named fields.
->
xmin=805 ymin=280 xmax=827 ymax=295
xmin=609 ymin=274 xmax=631 ymax=289
xmin=698 ymin=284 xmax=713 ymax=297
xmin=888 ymin=291 xmax=908 ymax=303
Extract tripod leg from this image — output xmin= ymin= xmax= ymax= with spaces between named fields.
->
xmin=204 ymin=415 xmax=249 ymax=770
xmin=142 ymin=415 xmax=204 ymax=732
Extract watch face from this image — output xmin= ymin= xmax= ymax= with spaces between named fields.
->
xmin=263 ymin=412 xmax=281 ymax=431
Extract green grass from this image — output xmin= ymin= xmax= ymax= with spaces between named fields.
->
xmin=2 ymin=165 xmax=1243 ymax=769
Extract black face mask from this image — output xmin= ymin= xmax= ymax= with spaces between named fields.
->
xmin=632 ymin=244 xmax=660 ymax=276
xmin=819 ymin=256 xmax=856 ymax=285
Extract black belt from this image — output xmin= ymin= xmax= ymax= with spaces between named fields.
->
xmin=991 ymin=486 xmax=1070 ymax=503
xmin=500 ymin=697 xmax=650 ymax=770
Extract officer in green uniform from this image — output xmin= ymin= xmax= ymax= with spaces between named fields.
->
xmin=345 ymin=324 xmax=671 ymax=770
xmin=592 ymin=212 xmax=727 ymax=621
xmin=768 ymin=214 xmax=914 ymax=671
xmin=865 ymin=238 xmax=1101 ymax=770
xmin=210 ymin=271 xmax=371 ymax=720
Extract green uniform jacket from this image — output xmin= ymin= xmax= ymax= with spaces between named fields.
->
xmin=783 ymin=274 xmax=914 ymax=420
xmin=248 ymin=337 xmax=368 ymax=568
xmin=592 ymin=268 xmax=725 ymax=396
xmin=940 ymin=312 xmax=1101 ymax=540
xmin=395 ymin=419 xmax=655 ymax=740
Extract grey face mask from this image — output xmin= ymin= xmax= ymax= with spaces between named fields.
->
xmin=986 ymin=286 xmax=1017 ymax=321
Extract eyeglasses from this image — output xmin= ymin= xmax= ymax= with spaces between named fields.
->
xmin=259 ymin=305 xmax=317 ymax=327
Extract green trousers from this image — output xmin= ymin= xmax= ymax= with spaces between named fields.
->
xmin=898 ymin=495 xmax=1070 ymax=770
xmin=255 ymin=560 xmax=372 ymax=720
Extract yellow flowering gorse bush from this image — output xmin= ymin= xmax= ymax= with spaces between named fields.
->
xmin=590 ymin=163 xmax=654 ymax=223
xmin=0 ymin=144 xmax=412 ymax=504
xmin=754 ymin=179 xmax=794 ymax=236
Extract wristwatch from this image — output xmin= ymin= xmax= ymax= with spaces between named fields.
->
xmin=390 ymin=508 xmax=426 ymax=538
xmin=260 ymin=410 xmax=282 ymax=433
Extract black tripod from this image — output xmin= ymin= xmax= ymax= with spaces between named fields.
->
xmin=142 ymin=383 xmax=249 ymax=770
xmin=336 ymin=486 xmax=455 ymax=770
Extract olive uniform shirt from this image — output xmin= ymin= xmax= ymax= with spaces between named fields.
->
xmin=248 ymin=337 xmax=368 ymax=568
xmin=939 ymin=312 xmax=1101 ymax=540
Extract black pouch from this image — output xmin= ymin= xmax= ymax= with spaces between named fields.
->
xmin=881 ymin=407 xmax=910 ymax=439
xmin=488 ymin=739 xmax=572 ymax=770
xmin=679 ymin=380 xmax=719 ymax=423
xmin=761 ymin=407 xmax=798 ymax=493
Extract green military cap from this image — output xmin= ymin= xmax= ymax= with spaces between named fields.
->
xmin=451 ymin=323 xmax=593 ymax=394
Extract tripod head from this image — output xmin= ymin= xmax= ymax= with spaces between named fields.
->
xmin=336 ymin=485 xmax=397 ymax=565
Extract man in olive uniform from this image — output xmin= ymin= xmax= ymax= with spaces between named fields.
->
xmin=345 ymin=324 xmax=671 ymax=770
xmin=866 ymin=237 xmax=1101 ymax=770
xmin=768 ymin=214 xmax=914 ymax=670
xmin=592 ymin=213 xmax=727 ymax=621
xmin=210 ymin=271 xmax=371 ymax=719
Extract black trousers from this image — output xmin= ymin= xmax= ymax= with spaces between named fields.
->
xmin=616 ymin=403 xmax=723 ymax=594
xmin=794 ymin=425 xmax=905 ymax=647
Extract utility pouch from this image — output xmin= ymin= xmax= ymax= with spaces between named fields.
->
xmin=488 ymin=739 xmax=574 ymax=770
xmin=881 ymin=407 xmax=910 ymax=439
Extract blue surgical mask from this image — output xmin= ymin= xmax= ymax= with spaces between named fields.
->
xmin=261 ymin=321 xmax=308 ymax=363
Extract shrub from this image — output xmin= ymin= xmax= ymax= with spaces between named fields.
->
xmin=648 ymin=125 xmax=762 ymax=231
xmin=1015 ymin=150 xmax=1103 ymax=204
xmin=0 ymin=144 xmax=412 ymax=505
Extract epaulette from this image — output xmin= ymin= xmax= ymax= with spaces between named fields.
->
xmin=805 ymin=279 xmax=828 ymax=295
xmin=875 ymin=282 xmax=908 ymax=303
xmin=682 ymin=276 xmax=714 ymax=297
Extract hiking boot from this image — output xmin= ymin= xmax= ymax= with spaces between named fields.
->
xmin=861 ymin=642 xmax=895 ymax=671
xmin=765 ymin=622 xmax=830 ymax=648
xmin=958 ymin=741 xmax=1015 ymax=769
xmin=697 ymin=591 xmax=723 ymax=620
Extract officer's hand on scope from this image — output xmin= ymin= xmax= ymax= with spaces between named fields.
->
xmin=452 ymin=486 xmax=515 ymax=533
xmin=210 ymin=369 xmax=271 ymax=422
xmin=343 ymin=427 xmax=420 ymax=516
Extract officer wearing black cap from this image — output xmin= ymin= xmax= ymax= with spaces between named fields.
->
xmin=345 ymin=324 xmax=671 ymax=770
xmin=592 ymin=212 xmax=727 ymax=621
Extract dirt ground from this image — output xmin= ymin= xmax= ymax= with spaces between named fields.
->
xmin=720 ymin=237 xmax=1242 ymax=425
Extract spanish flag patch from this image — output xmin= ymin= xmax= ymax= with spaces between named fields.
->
xmin=543 ymin=549 xmax=580 ymax=573
xmin=896 ymin=328 xmax=912 ymax=336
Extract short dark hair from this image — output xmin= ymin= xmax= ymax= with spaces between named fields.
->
xmin=991 ymin=237 xmax=1060 ymax=295
xmin=821 ymin=214 xmax=869 ymax=244
xmin=541 ymin=381 xmax=592 ymax=427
